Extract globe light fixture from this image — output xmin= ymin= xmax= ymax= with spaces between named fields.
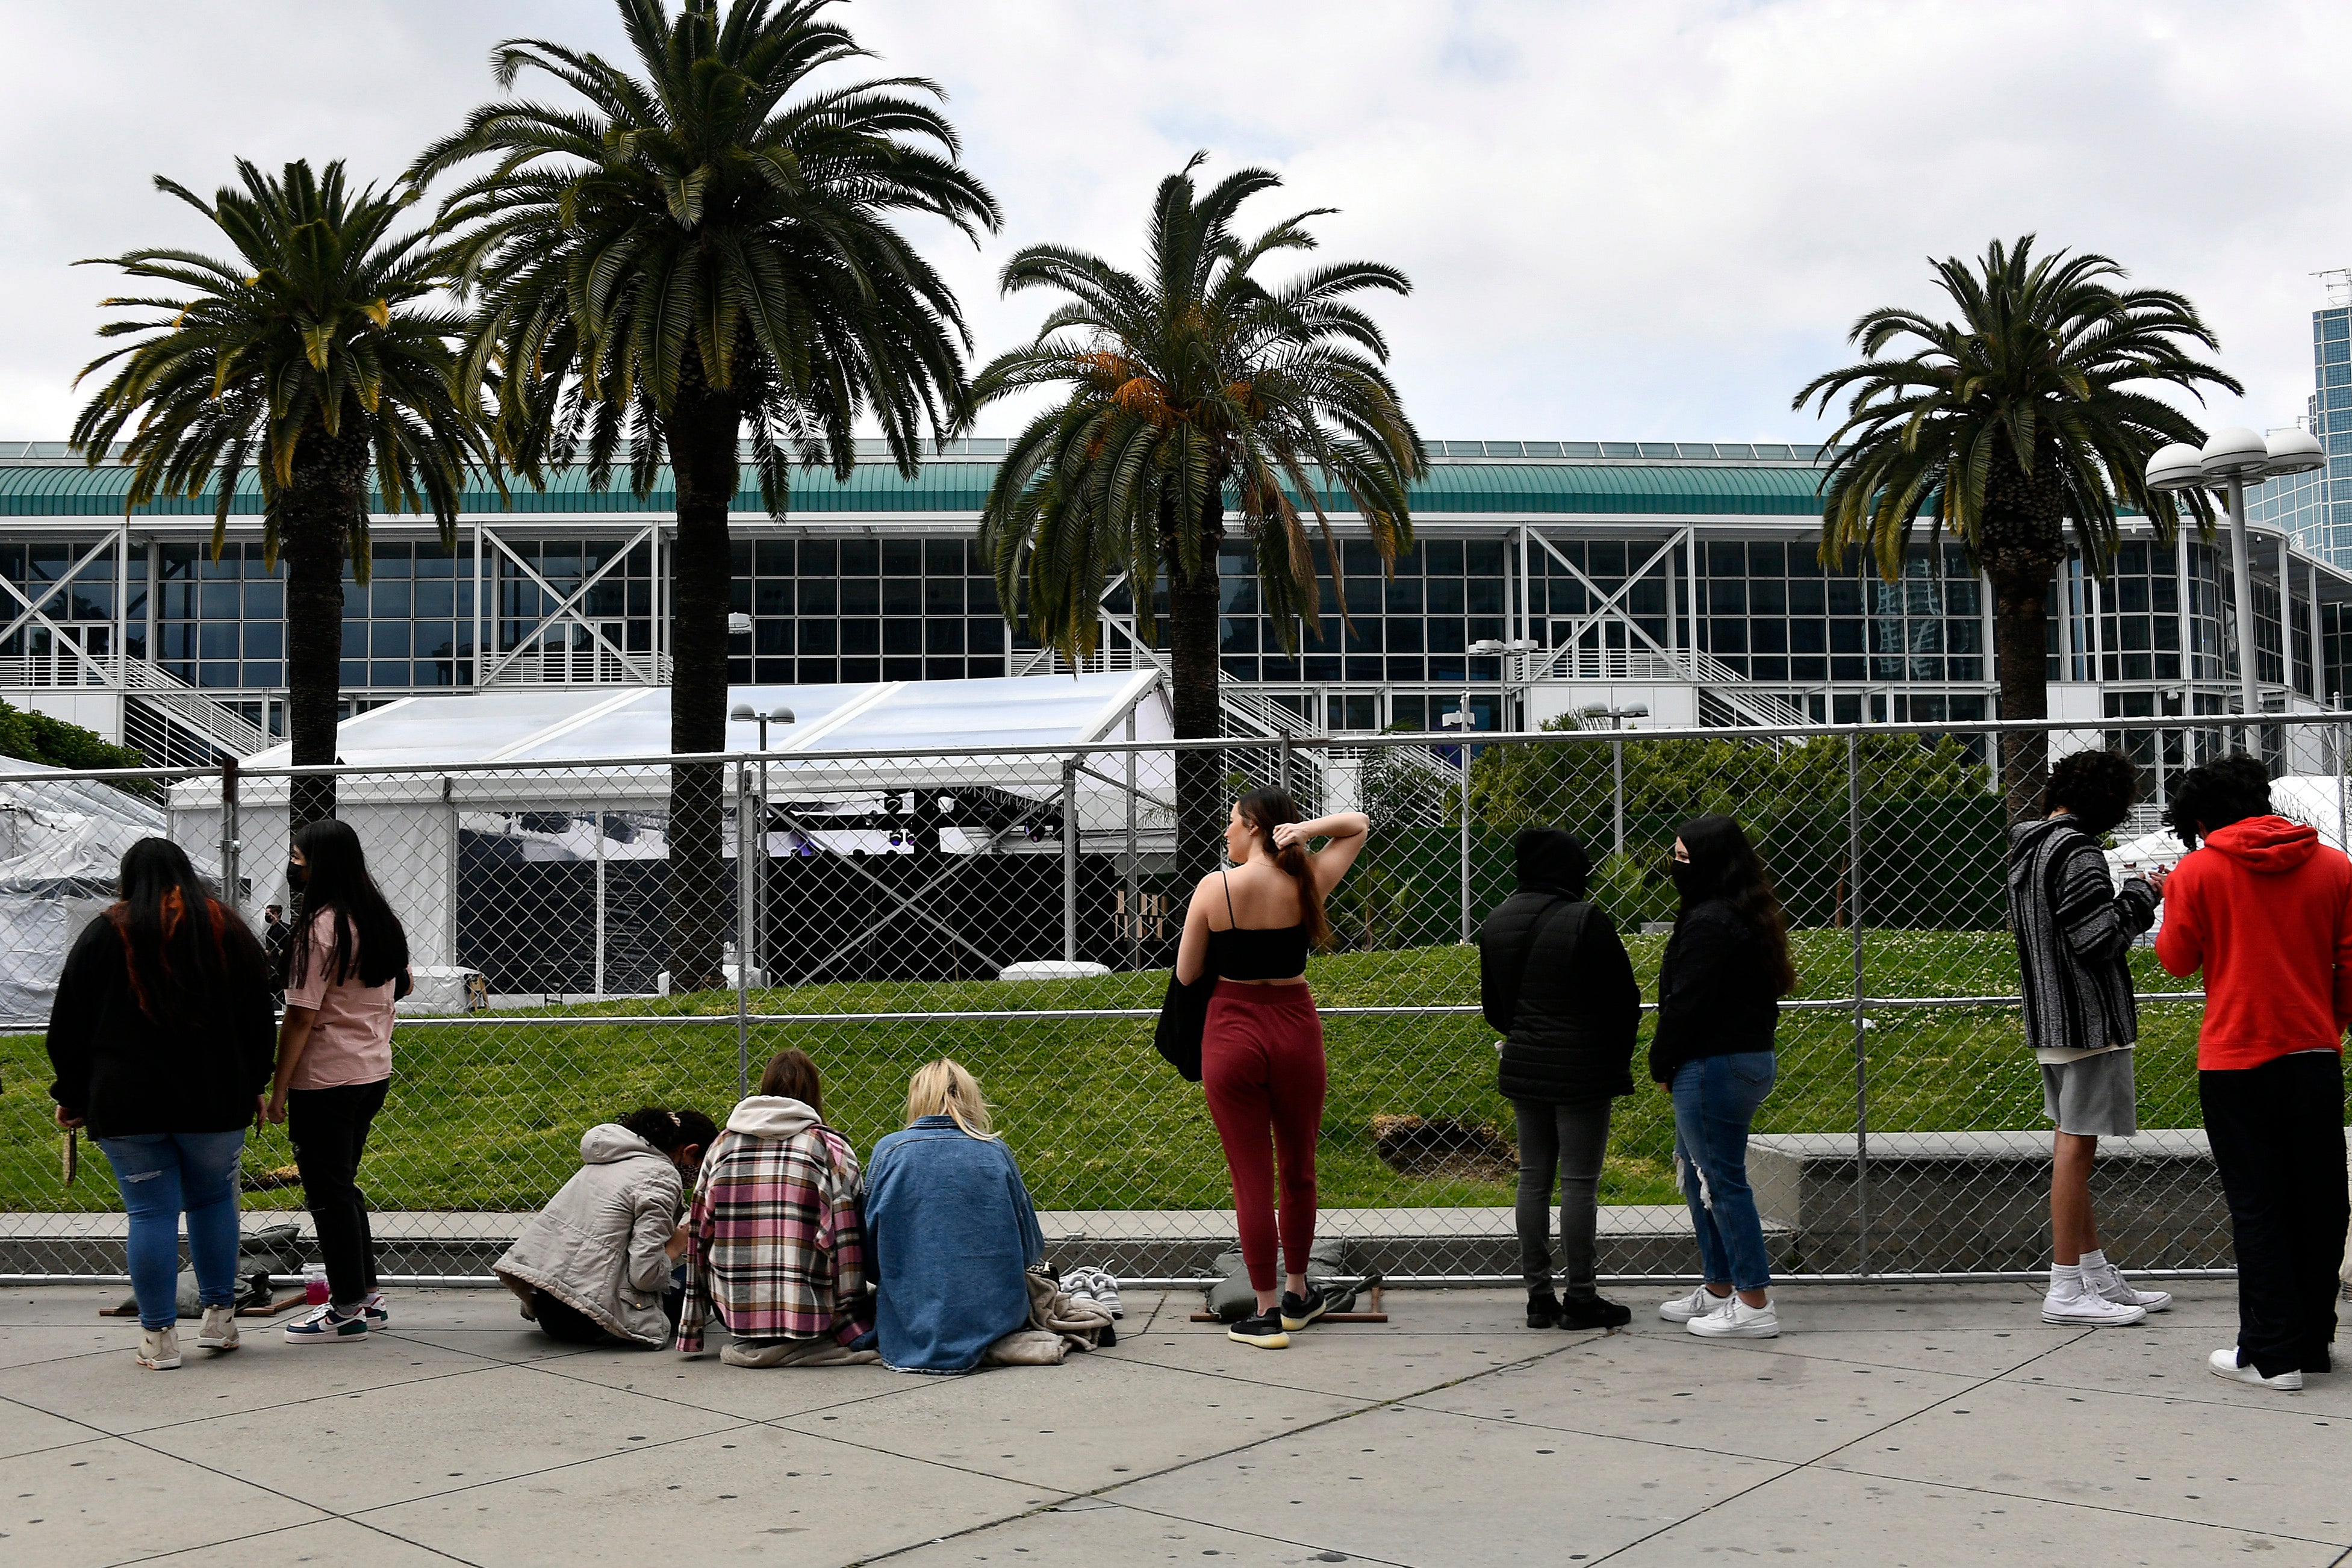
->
xmin=2144 ymin=425 xmax=2319 ymax=724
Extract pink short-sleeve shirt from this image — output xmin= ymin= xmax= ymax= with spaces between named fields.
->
xmin=281 ymin=909 xmax=396 ymax=1089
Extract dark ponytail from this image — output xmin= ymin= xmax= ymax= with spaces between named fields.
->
xmin=1234 ymin=787 xmax=1331 ymax=951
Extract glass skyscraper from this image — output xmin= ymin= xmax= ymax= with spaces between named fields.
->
xmin=2251 ymin=302 xmax=2352 ymax=567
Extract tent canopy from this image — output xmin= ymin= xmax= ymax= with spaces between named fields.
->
xmin=237 ymin=670 xmax=1168 ymax=782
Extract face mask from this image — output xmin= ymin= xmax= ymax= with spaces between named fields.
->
xmin=287 ymin=860 xmax=307 ymax=889
xmin=1671 ymin=859 xmax=1707 ymax=904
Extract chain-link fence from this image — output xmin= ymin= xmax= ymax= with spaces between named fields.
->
xmin=4 ymin=711 xmax=2344 ymax=1284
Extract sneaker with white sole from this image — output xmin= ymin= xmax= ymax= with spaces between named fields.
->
xmin=2086 ymin=1262 xmax=2171 ymax=1313
xmin=1225 ymin=1308 xmax=1289 ymax=1349
xmin=1688 ymin=1297 xmax=1780 ymax=1339
xmin=2209 ymin=1347 xmax=2302 ymax=1390
xmin=359 ymin=1292 xmax=390 ymax=1328
xmin=1658 ymin=1284 xmax=1734 ymax=1323
xmin=2041 ymin=1282 xmax=2146 ymax=1327
xmin=196 ymin=1305 xmax=239 ymax=1352
xmin=284 ymin=1304 xmax=370 ymax=1345
xmin=136 ymin=1325 xmax=181 ymax=1369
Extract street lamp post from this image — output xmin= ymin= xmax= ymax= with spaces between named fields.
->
xmin=1439 ymin=699 xmax=1476 ymax=941
xmin=1579 ymin=703 xmax=1649 ymax=855
xmin=729 ymin=701 xmax=796 ymax=989
xmin=1469 ymin=637 xmax=1542 ymax=730
xmin=2147 ymin=428 xmax=2324 ymax=741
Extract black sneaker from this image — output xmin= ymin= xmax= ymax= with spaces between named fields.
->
xmin=1526 ymin=1288 xmax=1561 ymax=1329
xmin=1279 ymin=1285 xmax=1331 ymax=1332
xmin=1557 ymin=1293 xmax=1633 ymax=1330
xmin=1226 ymin=1309 xmax=1290 ymax=1349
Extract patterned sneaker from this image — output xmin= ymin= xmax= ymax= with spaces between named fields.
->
xmin=1280 ymin=1284 xmax=1331 ymax=1332
xmin=1688 ymin=1297 xmax=1781 ymax=1339
xmin=1659 ymin=1284 xmax=1734 ymax=1323
xmin=136 ymin=1325 xmax=181 ymax=1369
xmin=284 ymin=1304 xmax=370 ymax=1345
xmin=2209 ymin=1347 xmax=2302 ymax=1391
xmin=2086 ymin=1263 xmax=2171 ymax=1313
xmin=1225 ymin=1309 xmax=1290 ymax=1349
xmin=196 ymin=1305 xmax=240 ymax=1352
xmin=359 ymin=1292 xmax=391 ymax=1328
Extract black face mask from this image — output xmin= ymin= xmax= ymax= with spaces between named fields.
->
xmin=287 ymin=859 xmax=307 ymax=889
xmin=1670 ymin=859 xmax=1708 ymax=904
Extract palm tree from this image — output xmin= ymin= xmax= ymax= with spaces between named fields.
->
xmin=412 ymin=0 xmax=998 ymax=992
xmin=70 ymin=159 xmax=485 ymax=829
xmin=1795 ymin=236 xmax=2239 ymax=821
xmin=968 ymin=154 xmax=1425 ymax=874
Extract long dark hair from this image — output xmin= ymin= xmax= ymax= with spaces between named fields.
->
xmin=286 ymin=818 xmax=409 ymax=991
xmin=108 ymin=836 xmax=261 ymax=1024
xmin=1234 ymin=786 xmax=1331 ymax=950
xmin=1674 ymin=814 xmax=1796 ymax=996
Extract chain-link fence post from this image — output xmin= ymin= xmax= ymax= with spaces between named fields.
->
xmin=1458 ymin=733 xmax=1473 ymax=942
xmin=1125 ymin=713 xmax=1140 ymax=972
xmin=1611 ymin=728 xmax=1625 ymax=856
xmin=1278 ymin=732 xmax=1293 ymax=797
xmin=218 ymin=755 xmax=240 ymax=907
xmin=1062 ymin=757 xmax=1079 ymax=963
xmin=1844 ymin=728 xmax=1872 ymax=1278
xmin=734 ymin=755 xmax=752 ymax=1101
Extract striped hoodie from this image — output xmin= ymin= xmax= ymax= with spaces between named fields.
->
xmin=2007 ymin=813 xmax=2159 ymax=1061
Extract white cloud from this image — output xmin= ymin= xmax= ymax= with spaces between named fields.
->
xmin=3 ymin=0 xmax=2344 ymax=446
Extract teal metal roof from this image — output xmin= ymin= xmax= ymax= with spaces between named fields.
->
xmin=0 ymin=450 xmax=1832 ymax=521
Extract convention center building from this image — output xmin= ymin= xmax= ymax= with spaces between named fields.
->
xmin=2 ymin=437 xmax=2347 ymax=770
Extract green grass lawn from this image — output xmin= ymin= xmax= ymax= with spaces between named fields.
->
xmin=1 ymin=929 xmax=2209 ymax=1216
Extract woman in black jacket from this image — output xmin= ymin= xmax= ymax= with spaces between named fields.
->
xmin=1481 ymin=827 xmax=1640 ymax=1330
xmin=1650 ymin=814 xmax=1795 ymax=1342
xmin=46 ymin=838 xmax=277 ymax=1370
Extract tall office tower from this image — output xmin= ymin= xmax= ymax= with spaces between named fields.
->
xmin=2251 ymin=290 xmax=2351 ymax=568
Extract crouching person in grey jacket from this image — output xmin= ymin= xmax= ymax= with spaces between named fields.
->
xmin=496 ymin=1108 xmax=716 ymax=1346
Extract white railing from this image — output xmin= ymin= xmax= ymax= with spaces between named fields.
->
xmin=485 ymin=647 xmax=671 ymax=687
xmin=119 ymin=659 xmax=270 ymax=756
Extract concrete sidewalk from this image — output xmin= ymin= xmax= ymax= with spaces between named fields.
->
xmin=0 ymin=1280 xmax=2345 ymax=1566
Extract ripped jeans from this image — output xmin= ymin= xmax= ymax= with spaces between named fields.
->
xmin=1670 ymin=1051 xmax=1777 ymax=1293
xmin=95 ymin=1130 xmax=247 ymax=1331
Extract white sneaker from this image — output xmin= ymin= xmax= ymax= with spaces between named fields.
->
xmin=136 ymin=1325 xmax=181 ymax=1369
xmin=1659 ymin=1284 xmax=1734 ymax=1323
xmin=2086 ymin=1262 xmax=2171 ymax=1313
xmin=196 ymin=1305 xmax=240 ymax=1352
xmin=2041 ymin=1283 xmax=2146 ymax=1327
xmin=1688 ymin=1297 xmax=1779 ymax=1339
xmin=2209 ymin=1347 xmax=2303 ymax=1390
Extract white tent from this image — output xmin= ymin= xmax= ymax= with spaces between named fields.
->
xmin=0 ymin=758 xmax=222 ymax=1024
xmin=166 ymin=673 xmax=1171 ymax=987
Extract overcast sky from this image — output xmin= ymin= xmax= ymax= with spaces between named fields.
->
xmin=4 ymin=0 xmax=2347 ymax=447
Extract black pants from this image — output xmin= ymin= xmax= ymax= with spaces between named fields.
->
xmin=288 ymin=1078 xmax=388 ymax=1308
xmin=533 ymin=1271 xmax=686 ymax=1347
xmin=2200 ymin=1052 xmax=2348 ymax=1378
xmin=1512 ymin=1097 xmax=1613 ymax=1296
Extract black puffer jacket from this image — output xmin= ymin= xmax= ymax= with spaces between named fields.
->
xmin=1648 ymin=900 xmax=1781 ymax=1084
xmin=46 ymin=908 xmax=277 ymax=1137
xmin=1479 ymin=829 xmax=1640 ymax=1104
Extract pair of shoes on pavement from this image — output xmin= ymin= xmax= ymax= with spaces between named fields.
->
xmin=1060 ymin=1266 xmax=1124 ymax=1319
xmin=1227 ymin=1284 xmax=1333 ymax=1349
xmin=1527 ymin=1287 xmax=1633 ymax=1331
xmin=137 ymin=1304 xmax=247 ymax=1369
xmin=285 ymin=1291 xmax=390 ymax=1345
xmin=2041 ymin=1261 xmax=2171 ymax=1327
xmin=1658 ymin=1283 xmax=1780 ymax=1339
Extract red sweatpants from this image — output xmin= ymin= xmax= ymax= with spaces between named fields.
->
xmin=1201 ymin=981 xmax=1327 ymax=1292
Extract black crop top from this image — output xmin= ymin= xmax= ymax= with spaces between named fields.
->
xmin=1204 ymin=870 xmax=1310 ymax=981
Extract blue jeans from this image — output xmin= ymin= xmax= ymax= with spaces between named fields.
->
xmin=94 ymin=1130 xmax=247 ymax=1331
xmin=1671 ymin=1051 xmax=1777 ymax=1293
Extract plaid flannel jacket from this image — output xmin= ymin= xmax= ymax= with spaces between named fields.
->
xmin=674 ymin=1120 xmax=871 ymax=1354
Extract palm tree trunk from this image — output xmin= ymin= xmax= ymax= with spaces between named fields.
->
xmin=1980 ymin=451 xmax=2065 ymax=825
xmin=281 ymin=426 xmax=370 ymax=830
xmin=1165 ymin=486 xmax=1226 ymax=886
xmin=667 ymin=382 xmax=741 ymax=995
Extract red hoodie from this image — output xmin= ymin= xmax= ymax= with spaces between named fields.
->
xmin=2154 ymin=815 xmax=2352 ymax=1069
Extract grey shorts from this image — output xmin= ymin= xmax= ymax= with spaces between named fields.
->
xmin=2041 ymin=1050 xmax=2138 ymax=1138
